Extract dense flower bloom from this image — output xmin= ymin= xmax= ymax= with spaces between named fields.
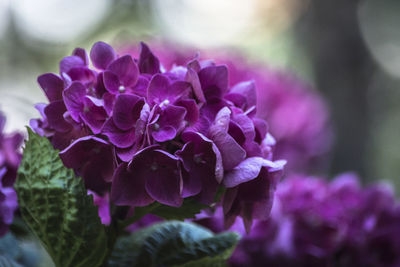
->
xmin=198 ymin=174 xmax=400 ymax=267
xmin=31 ymin=41 xmax=285 ymax=230
xmin=0 ymin=113 xmax=22 ymax=236
xmin=123 ymin=42 xmax=333 ymax=173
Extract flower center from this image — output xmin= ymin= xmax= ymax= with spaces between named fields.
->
xmin=118 ymin=85 xmax=125 ymax=93
xmin=151 ymin=162 xmax=158 ymax=171
xmin=152 ymin=123 xmax=160 ymax=131
xmin=194 ymin=154 xmax=204 ymax=164
xmin=159 ymin=99 xmax=170 ymax=108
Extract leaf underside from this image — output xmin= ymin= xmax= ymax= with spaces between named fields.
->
xmin=109 ymin=221 xmax=239 ymax=267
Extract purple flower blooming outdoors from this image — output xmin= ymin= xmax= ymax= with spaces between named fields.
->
xmin=0 ymin=113 xmax=22 ymax=236
xmin=122 ymin=42 xmax=333 ymax=173
xmin=31 ymin=41 xmax=285 ymax=230
xmin=200 ymin=173 xmax=400 ymax=267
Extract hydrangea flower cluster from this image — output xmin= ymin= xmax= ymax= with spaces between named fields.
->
xmin=123 ymin=42 xmax=333 ymax=173
xmin=202 ymin=174 xmax=400 ymax=267
xmin=0 ymin=113 xmax=22 ymax=236
xmin=31 ymin=42 xmax=285 ymax=230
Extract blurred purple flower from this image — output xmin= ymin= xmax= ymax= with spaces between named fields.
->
xmin=0 ymin=113 xmax=23 ymax=236
xmin=31 ymin=41 xmax=285 ymax=230
xmin=197 ymin=173 xmax=400 ymax=267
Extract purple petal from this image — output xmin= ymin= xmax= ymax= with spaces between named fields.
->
xmin=72 ymin=47 xmax=88 ymax=65
xmin=186 ymin=67 xmax=206 ymax=103
xmin=111 ymin=163 xmax=154 ymax=207
xmin=223 ymin=157 xmax=265 ymax=188
xmin=224 ymin=93 xmax=246 ymax=109
xmin=228 ymin=120 xmax=245 ymax=146
xmin=116 ymin=145 xmax=137 ymax=162
xmin=90 ymin=41 xmax=116 ymax=70
xmin=253 ymin=118 xmax=268 ymax=143
xmin=37 ymin=73 xmax=64 ymax=102
xmin=233 ymin=113 xmax=255 ymax=141
xmin=81 ymin=96 xmax=107 ymax=134
xmin=230 ymin=80 xmax=257 ymax=107
xmin=143 ymin=149 xmax=183 ymax=207
xmin=63 ymin=82 xmax=86 ymax=122
xmin=176 ymin=99 xmax=199 ymax=124
xmin=138 ymin=42 xmax=160 ymax=74
xmin=150 ymin=105 xmax=186 ymax=142
xmin=103 ymin=70 xmax=120 ymax=94
xmin=147 ymin=74 xmax=170 ymax=104
xmin=103 ymin=92 xmax=115 ymax=116
xmin=60 ymin=56 xmax=85 ymax=74
xmin=168 ymin=80 xmax=191 ymax=101
xmin=113 ymin=94 xmax=145 ymax=131
xmin=66 ymin=67 xmax=96 ymax=85
xmin=209 ymin=107 xmax=246 ymax=170
xmin=151 ymin=126 xmax=176 ymax=143
xmin=181 ymin=131 xmax=223 ymax=182
xmin=107 ymin=55 xmax=139 ymax=87
xmin=44 ymin=100 xmax=71 ymax=132
xmin=180 ymin=160 xmax=203 ymax=198
xmin=198 ymin=65 xmax=228 ymax=101
xmin=59 ymin=136 xmax=110 ymax=169
xmin=102 ymin=118 xmax=136 ymax=148
xmin=129 ymin=76 xmax=149 ymax=97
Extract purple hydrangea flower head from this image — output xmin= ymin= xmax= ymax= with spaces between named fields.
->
xmin=0 ymin=113 xmax=23 ymax=236
xmin=200 ymin=173 xmax=400 ymax=267
xmin=31 ymin=41 xmax=285 ymax=230
xmin=121 ymin=42 xmax=332 ymax=173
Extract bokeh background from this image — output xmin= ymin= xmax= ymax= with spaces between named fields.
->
xmin=0 ymin=0 xmax=399 ymax=190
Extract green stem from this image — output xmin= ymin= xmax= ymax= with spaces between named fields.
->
xmin=118 ymin=202 xmax=161 ymax=230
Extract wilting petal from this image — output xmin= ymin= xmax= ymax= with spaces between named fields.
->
xmin=138 ymin=42 xmax=160 ymax=74
xmin=90 ymin=41 xmax=116 ymax=70
xmin=111 ymin=163 xmax=154 ymax=207
xmin=38 ymin=73 xmax=64 ymax=102
xmin=108 ymin=55 xmax=139 ymax=87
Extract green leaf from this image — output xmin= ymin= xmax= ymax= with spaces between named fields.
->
xmin=15 ymin=129 xmax=108 ymax=267
xmin=109 ymin=221 xmax=240 ymax=267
